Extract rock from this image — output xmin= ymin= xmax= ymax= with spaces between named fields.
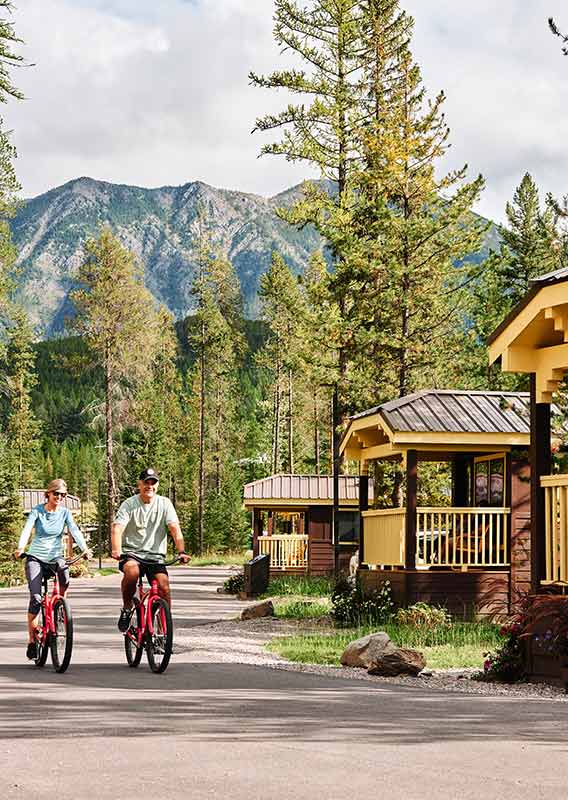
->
xmin=240 ymin=600 xmax=274 ymax=620
xmin=340 ymin=632 xmax=425 ymax=676
xmin=340 ymin=632 xmax=394 ymax=668
xmin=367 ymin=647 xmax=426 ymax=677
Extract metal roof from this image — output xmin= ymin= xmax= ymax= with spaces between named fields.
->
xmin=243 ymin=474 xmax=373 ymax=503
xmin=19 ymin=489 xmax=81 ymax=513
xmin=350 ymin=390 xmax=531 ymax=435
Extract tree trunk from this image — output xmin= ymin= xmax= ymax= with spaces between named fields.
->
xmin=314 ymin=390 xmax=320 ymax=475
xmin=287 ymin=368 xmax=294 ymax=473
xmin=105 ymin=351 xmax=118 ymax=545
xmin=197 ymin=326 xmax=206 ymax=556
xmin=272 ymin=355 xmax=281 ymax=473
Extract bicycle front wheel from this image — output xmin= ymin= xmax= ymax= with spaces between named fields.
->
xmin=124 ymin=602 xmax=143 ymax=668
xmin=50 ymin=598 xmax=73 ymax=673
xmin=34 ymin=605 xmax=49 ymax=668
xmin=146 ymin=597 xmax=173 ymax=674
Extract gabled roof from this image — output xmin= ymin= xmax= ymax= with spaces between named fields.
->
xmin=341 ymin=390 xmax=533 ymax=461
xmin=488 ymin=267 xmax=568 ymax=403
xmin=351 ymin=390 xmax=530 ymax=435
xmin=243 ymin=474 xmax=373 ymax=507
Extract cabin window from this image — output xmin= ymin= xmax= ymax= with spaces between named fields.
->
xmin=473 ymin=454 xmax=505 ymax=507
xmin=337 ymin=511 xmax=360 ymax=545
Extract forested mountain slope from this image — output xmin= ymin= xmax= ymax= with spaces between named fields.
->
xmin=10 ymin=176 xmax=500 ymax=336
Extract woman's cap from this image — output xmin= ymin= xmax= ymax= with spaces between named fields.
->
xmin=46 ymin=478 xmax=67 ymax=494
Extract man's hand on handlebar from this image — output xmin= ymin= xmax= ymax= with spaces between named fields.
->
xmin=111 ymin=550 xmax=122 ymax=561
xmin=178 ymin=552 xmax=191 ymax=565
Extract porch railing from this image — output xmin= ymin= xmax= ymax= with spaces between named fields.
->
xmin=417 ymin=507 xmax=510 ymax=568
xmin=362 ymin=506 xmax=510 ymax=568
xmin=542 ymin=474 xmax=568 ymax=583
xmin=258 ymin=535 xmax=308 ymax=570
xmin=362 ymin=509 xmax=405 ymax=566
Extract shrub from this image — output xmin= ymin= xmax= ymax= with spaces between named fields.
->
xmin=395 ymin=602 xmax=452 ymax=628
xmin=223 ymin=571 xmax=245 ymax=594
xmin=482 ymin=634 xmax=525 ymax=682
xmin=331 ymin=576 xmax=394 ymax=628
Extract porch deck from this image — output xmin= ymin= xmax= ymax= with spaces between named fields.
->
xmin=362 ymin=506 xmax=511 ymax=570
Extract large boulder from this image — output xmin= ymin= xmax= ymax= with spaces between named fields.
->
xmin=340 ymin=632 xmax=425 ymax=676
xmin=367 ymin=647 xmax=425 ymax=677
xmin=240 ymin=600 xmax=274 ymax=620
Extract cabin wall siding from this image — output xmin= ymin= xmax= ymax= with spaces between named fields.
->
xmin=359 ymin=569 xmax=510 ymax=618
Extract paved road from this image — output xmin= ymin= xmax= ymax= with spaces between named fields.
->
xmin=1 ymin=568 xmax=568 ymax=799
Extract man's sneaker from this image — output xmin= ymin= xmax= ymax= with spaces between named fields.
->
xmin=117 ymin=608 xmax=132 ymax=633
xmin=26 ymin=642 xmax=37 ymax=660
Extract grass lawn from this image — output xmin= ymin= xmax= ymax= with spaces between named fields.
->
xmin=273 ymin=597 xmax=332 ymax=619
xmin=266 ymin=622 xmax=501 ymax=670
xmin=92 ymin=567 xmax=119 ymax=576
xmin=190 ymin=550 xmax=249 ymax=567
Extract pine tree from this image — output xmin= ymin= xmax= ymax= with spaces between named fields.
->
xmin=499 ymin=173 xmax=557 ymax=306
xmin=0 ymin=432 xmax=23 ymax=585
xmin=3 ymin=307 xmax=41 ymax=486
xmin=69 ymin=228 xmax=161 ymax=537
xmin=189 ymin=233 xmax=245 ymax=553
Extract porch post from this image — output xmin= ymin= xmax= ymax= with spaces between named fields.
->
xmin=359 ymin=462 xmax=369 ymax=565
xmin=252 ymin=508 xmax=262 ymax=557
xmin=405 ymin=450 xmax=418 ymax=570
xmin=530 ymin=373 xmax=551 ymax=592
xmin=452 ymin=455 xmax=469 ymax=506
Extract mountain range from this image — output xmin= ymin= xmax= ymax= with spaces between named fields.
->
xmin=9 ymin=176 xmax=500 ymax=336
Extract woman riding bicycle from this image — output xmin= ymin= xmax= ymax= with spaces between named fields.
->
xmin=14 ymin=478 xmax=91 ymax=661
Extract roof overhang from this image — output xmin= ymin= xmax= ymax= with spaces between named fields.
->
xmin=488 ymin=280 xmax=568 ymax=403
xmin=341 ymin=426 xmax=529 ymax=462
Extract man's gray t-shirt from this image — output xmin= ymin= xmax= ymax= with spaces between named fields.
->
xmin=115 ymin=494 xmax=179 ymax=562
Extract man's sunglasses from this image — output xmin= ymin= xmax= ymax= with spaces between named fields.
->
xmin=52 ymin=491 xmax=67 ymax=498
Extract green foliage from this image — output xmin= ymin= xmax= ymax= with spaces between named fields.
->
xmin=481 ymin=634 xmax=525 ymax=683
xmin=274 ymin=599 xmax=331 ymax=619
xmin=395 ymin=602 xmax=452 ymax=628
xmin=223 ymin=571 xmax=245 ymax=594
xmin=263 ymin=574 xmax=334 ymax=597
xmin=266 ymin=621 xmax=501 ymax=668
xmin=331 ymin=576 xmax=395 ymax=628
xmin=0 ymin=433 xmax=24 ymax=585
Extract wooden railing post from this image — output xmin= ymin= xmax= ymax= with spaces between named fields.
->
xmin=359 ymin=465 xmax=369 ymax=566
xmin=405 ymin=450 xmax=418 ymax=569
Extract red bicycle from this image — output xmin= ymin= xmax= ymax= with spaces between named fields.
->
xmin=122 ymin=554 xmax=179 ymax=674
xmin=21 ymin=551 xmax=87 ymax=674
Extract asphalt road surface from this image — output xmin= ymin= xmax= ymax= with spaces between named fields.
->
xmin=1 ymin=567 xmax=568 ymax=800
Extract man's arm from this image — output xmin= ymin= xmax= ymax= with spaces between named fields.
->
xmin=111 ymin=523 xmax=125 ymax=560
xmin=167 ymin=522 xmax=190 ymax=564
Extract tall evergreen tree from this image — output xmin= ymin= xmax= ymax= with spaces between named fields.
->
xmin=69 ymin=228 xmax=161 ymax=536
xmin=2 ymin=307 xmax=41 ymax=486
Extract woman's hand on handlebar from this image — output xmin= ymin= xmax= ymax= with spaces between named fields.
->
xmin=13 ymin=548 xmax=22 ymax=560
xmin=83 ymin=548 xmax=94 ymax=560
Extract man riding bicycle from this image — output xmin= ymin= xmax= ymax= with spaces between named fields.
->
xmin=111 ymin=467 xmax=190 ymax=632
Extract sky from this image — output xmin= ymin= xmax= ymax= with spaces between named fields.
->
xmin=4 ymin=0 xmax=568 ymax=223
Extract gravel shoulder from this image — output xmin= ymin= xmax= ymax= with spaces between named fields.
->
xmin=177 ymin=615 xmax=568 ymax=701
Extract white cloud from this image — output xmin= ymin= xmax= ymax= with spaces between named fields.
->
xmin=4 ymin=0 xmax=568 ymax=222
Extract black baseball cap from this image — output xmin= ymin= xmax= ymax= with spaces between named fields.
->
xmin=139 ymin=467 xmax=159 ymax=483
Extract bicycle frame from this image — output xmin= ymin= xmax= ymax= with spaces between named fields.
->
xmin=126 ymin=576 xmax=164 ymax=649
xmin=35 ymin=567 xmax=63 ymax=646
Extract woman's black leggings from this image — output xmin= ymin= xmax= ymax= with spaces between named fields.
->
xmin=25 ymin=557 xmax=69 ymax=614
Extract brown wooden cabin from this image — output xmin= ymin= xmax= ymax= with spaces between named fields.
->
xmin=340 ymin=390 xmax=533 ymax=618
xmin=488 ymin=266 xmax=568 ymax=683
xmin=244 ymin=474 xmax=373 ymax=576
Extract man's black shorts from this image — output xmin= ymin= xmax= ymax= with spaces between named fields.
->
xmin=119 ymin=555 xmax=168 ymax=583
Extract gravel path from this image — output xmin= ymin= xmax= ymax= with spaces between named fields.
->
xmin=177 ymin=616 xmax=568 ymax=701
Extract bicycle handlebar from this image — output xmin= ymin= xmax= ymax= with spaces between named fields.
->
xmin=18 ymin=551 xmax=90 ymax=566
xmin=121 ymin=552 xmax=183 ymax=567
